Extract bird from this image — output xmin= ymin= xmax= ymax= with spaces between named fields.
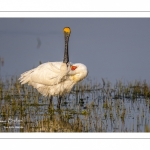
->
xmin=19 ymin=27 xmax=88 ymax=108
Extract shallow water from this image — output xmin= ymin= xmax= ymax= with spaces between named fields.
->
xmin=0 ymin=77 xmax=150 ymax=132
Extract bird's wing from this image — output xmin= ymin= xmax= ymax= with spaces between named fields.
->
xmin=19 ymin=62 xmax=70 ymax=86
xmin=32 ymin=79 xmax=75 ymax=97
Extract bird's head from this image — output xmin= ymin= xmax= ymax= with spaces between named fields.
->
xmin=69 ymin=63 xmax=88 ymax=83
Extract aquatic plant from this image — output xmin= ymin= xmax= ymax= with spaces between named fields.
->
xmin=0 ymin=76 xmax=150 ymax=132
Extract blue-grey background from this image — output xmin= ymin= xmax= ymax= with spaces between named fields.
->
xmin=0 ymin=18 xmax=150 ymax=83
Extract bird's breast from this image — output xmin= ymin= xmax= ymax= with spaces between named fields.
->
xmin=70 ymin=75 xmax=81 ymax=83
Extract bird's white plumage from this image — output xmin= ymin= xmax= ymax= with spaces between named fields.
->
xmin=19 ymin=62 xmax=88 ymax=97
xmin=19 ymin=27 xmax=88 ymax=98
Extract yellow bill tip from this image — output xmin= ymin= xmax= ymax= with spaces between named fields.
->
xmin=63 ymin=27 xmax=71 ymax=36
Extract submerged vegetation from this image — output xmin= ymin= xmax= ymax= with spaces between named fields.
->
xmin=0 ymin=76 xmax=150 ymax=132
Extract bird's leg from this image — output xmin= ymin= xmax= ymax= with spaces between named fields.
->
xmin=49 ymin=95 xmax=53 ymax=108
xmin=57 ymin=96 xmax=62 ymax=109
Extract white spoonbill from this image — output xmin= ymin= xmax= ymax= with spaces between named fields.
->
xmin=19 ymin=27 xmax=88 ymax=108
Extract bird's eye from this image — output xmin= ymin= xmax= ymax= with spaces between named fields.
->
xmin=71 ymin=65 xmax=77 ymax=71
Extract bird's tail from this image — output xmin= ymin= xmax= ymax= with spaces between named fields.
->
xmin=18 ymin=69 xmax=34 ymax=85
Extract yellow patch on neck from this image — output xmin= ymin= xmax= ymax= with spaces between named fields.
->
xmin=70 ymin=75 xmax=81 ymax=83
